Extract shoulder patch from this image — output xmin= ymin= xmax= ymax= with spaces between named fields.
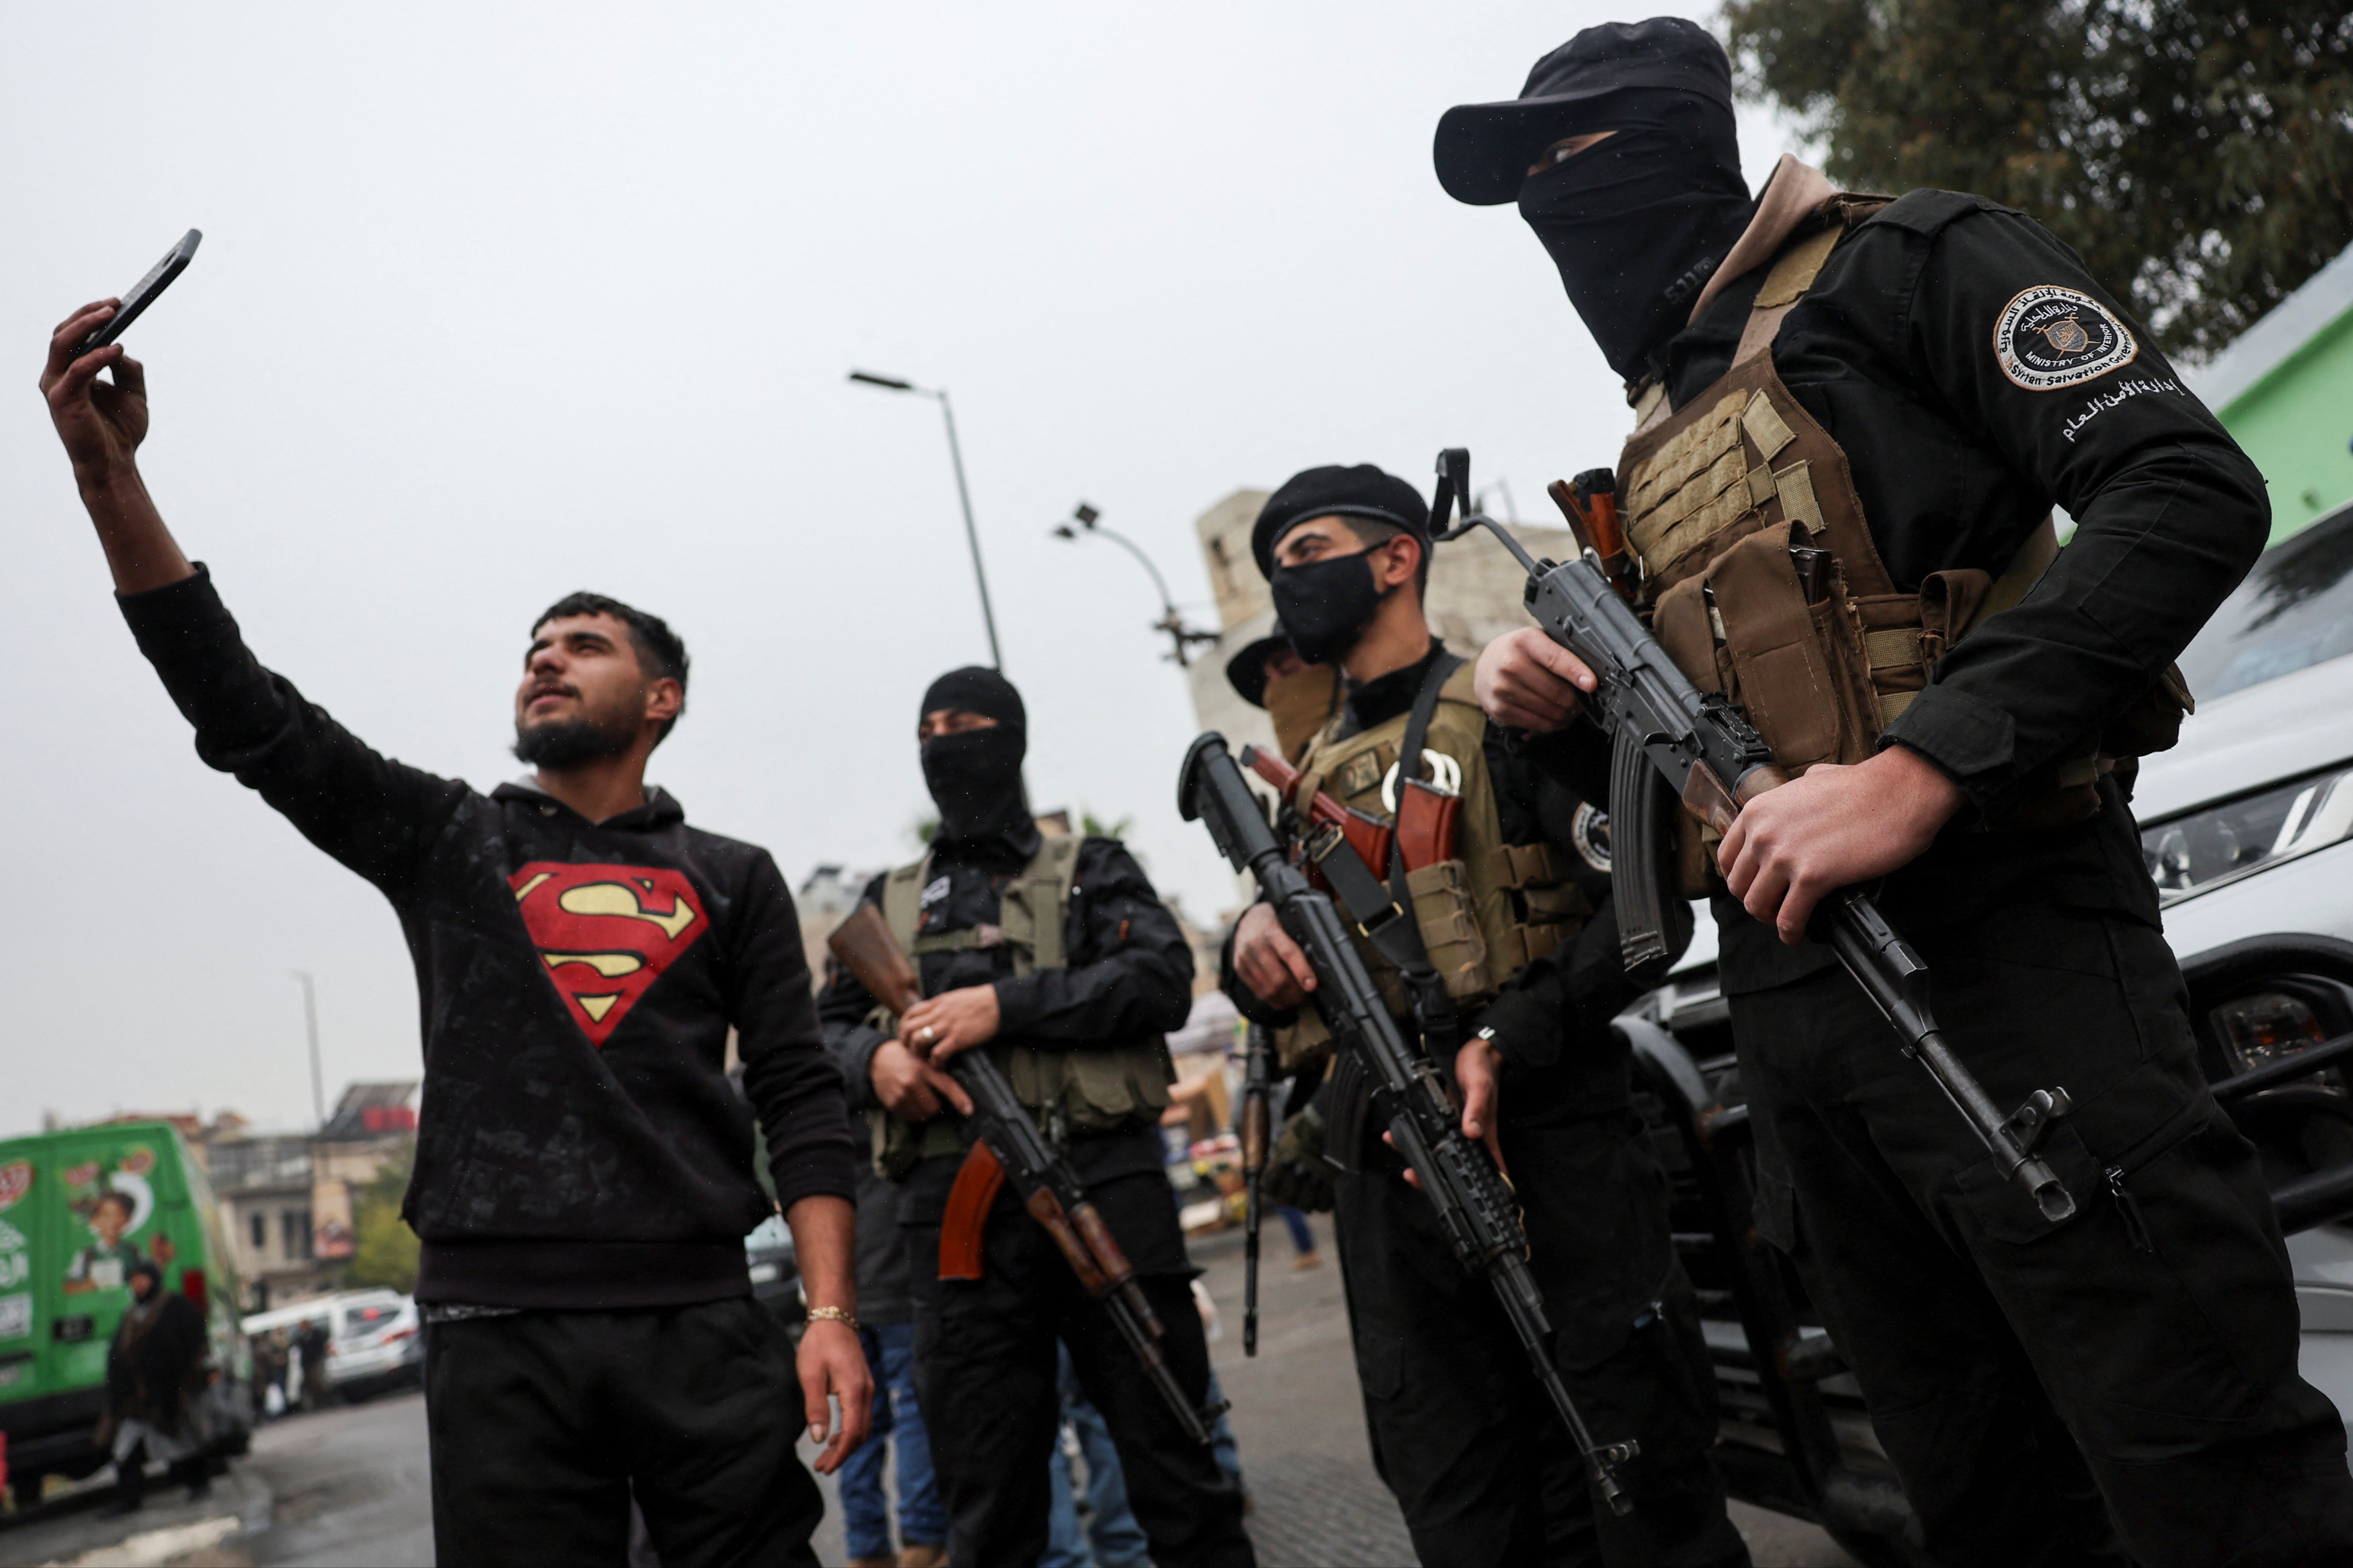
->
xmin=919 ymin=874 xmax=952 ymax=908
xmin=1994 ymin=285 xmax=2136 ymax=391
xmin=1337 ymin=750 xmax=1384 ymax=799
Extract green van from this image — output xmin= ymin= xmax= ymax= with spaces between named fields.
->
xmin=0 ymin=1121 xmax=252 ymax=1507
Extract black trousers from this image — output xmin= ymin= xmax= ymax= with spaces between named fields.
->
xmin=1733 ymin=904 xmax=2353 ymax=1568
xmin=904 ymin=1170 xmax=1254 ymax=1568
xmin=1333 ymin=1114 xmax=1750 ymax=1568
xmin=423 ymin=1298 xmax=825 ymax=1568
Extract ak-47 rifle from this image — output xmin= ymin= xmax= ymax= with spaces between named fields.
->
xmin=1179 ymin=736 xmax=1641 ymax=1514
xmin=1239 ymin=1023 xmax=1271 ymax=1357
xmin=827 ymin=904 xmax=1228 ymax=1444
xmin=1427 ymin=447 xmax=2078 ymax=1224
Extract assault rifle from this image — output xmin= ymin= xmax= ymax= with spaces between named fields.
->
xmin=1427 ymin=447 xmax=2078 ymax=1224
xmin=826 ymin=904 xmax=1228 ymax=1444
xmin=1179 ymin=736 xmax=1640 ymax=1514
xmin=1239 ymin=1023 xmax=1271 ymax=1357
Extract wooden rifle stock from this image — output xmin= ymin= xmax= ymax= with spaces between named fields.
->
xmin=1241 ymin=745 xmax=1391 ymax=873
xmin=1242 ymin=743 xmax=1461 ymax=875
xmin=827 ymin=903 xmax=921 ymax=1017
xmin=1549 ymin=471 xmax=1639 ymax=602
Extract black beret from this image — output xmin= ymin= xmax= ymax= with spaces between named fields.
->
xmin=1434 ymin=17 xmax=1734 ymax=206
xmin=1250 ymin=464 xmax=1429 ymax=580
xmin=920 ymin=666 xmax=1024 ymax=729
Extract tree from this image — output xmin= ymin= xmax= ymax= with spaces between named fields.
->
xmin=1722 ymin=0 xmax=2353 ymax=356
xmin=342 ymin=1147 xmax=418 ymax=1295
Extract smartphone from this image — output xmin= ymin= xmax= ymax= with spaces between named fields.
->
xmin=73 ymin=229 xmax=202 ymax=361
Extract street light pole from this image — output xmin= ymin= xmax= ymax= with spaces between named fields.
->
xmin=291 ymin=970 xmax=326 ymax=1133
xmin=1053 ymin=502 xmax=1220 ymax=666
xmin=849 ymin=371 xmax=1006 ymax=670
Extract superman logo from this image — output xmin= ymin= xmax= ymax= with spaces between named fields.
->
xmin=509 ymin=863 xmax=709 ymax=1045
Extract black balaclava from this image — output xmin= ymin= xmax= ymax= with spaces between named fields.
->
xmin=919 ymin=666 xmax=1030 ymax=845
xmin=1517 ymin=87 xmax=1752 ymax=382
xmin=1251 ymin=464 xmax=1430 ymax=667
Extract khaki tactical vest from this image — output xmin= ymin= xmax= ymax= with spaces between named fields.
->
xmin=1271 ymin=662 xmax=1589 ymax=1074
xmin=873 ymin=834 xmax=1176 ymax=1173
xmin=1614 ymin=196 xmax=2183 ymax=861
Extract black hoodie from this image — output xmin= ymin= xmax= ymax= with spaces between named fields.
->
xmin=120 ymin=568 xmax=856 ymax=1309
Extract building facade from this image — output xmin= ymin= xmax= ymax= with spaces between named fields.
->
xmin=2196 ymin=243 xmax=2353 ymax=542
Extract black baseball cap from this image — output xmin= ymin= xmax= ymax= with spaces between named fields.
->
xmin=1250 ymin=464 xmax=1430 ymax=580
xmin=1224 ymin=632 xmax=1290 ymax=709
xmin=1433 ymin=18 xmax=1734 ymax=206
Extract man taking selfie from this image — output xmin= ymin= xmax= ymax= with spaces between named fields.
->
xmin=39 ymin=299 xmax=868 ymax=1568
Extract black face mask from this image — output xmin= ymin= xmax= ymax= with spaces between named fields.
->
xmin=1517 ymin=91 xmax=1752 ymax=382
xmin=922 ymin=726 xmax=1028 ymax=842
xmin=1271 ymin=549 xmax=1388 ymax=666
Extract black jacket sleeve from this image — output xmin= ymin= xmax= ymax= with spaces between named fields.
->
xmin=815 ymin=873 xmax=893 ymax=1109
xmin=728 ymin=853 xmax=857 ymax=1211
xmin=993 ymin=837 xmax=1195 ymax=1046
xmin=117 ymin=566 xmax=473 ymax=902
xmin=1864 ymin=197 xmax=2269 ymax=815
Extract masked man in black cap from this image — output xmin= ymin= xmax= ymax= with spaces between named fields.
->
xmin=1223 ymin=465 xmax=1749 ymax=1568
xmin=818 ymin=668 xmax=1254 ymax=1568
xmin=1439 ymin=19 xmax=2353 ymax=1566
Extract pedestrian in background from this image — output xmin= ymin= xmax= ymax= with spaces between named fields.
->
xmin=824 ymin=1087 xmax=948 ymax=1568
xmin=293 ymin=1320 xmax=329 ymax=1413
xmin=99 ymin=1262 xmax=210 ymax=1516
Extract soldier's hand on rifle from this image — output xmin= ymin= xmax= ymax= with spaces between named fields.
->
xmin=1453 ymin=1034 xmax=1509 ymax=1177
xmin=1473 ymin=628 xmax=1597 ymax=733
xmin=1234 ymin=904 xmax=1317 ymax=1008
xmin=1391 ymin=1034 xmax=1511 ymax=1190
xmin=900 ymin=985 xmax=1001 ymax=1063
xmin=1719 ymin=746 xmax=1966 ymax=943
xmin=869 ymin=1037 xmax=974 ymax=1120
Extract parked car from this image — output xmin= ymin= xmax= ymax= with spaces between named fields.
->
xmin=1625 ymin=498 xmax=2353 ymax=1566
xmin=241 ymin=1288 xmax=420 ymax=1404
xmin=745 ymin=1213 xmax=804 ymax=1333
xmin=0 ymin=1121 xmax=253 ymax=1508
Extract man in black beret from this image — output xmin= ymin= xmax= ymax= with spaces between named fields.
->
xmin=1224 ymin=465 xmax=1748 ymax=1567
xmin=818 ymin=668 xmax=1255 ymax=1568
xmin=1444 ymin=18 xmax=2353 ymax=1566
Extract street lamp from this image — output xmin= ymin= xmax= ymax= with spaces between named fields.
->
xmin=291 ymin=971 xmax=326 ymax=1134
xmin=1053 ymin=502 xmax=1220 ymax=666
xmin=848 ymin=370 xmax=1006 ymax=670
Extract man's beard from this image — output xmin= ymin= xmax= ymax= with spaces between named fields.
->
xmin=513 ymin=713 xmax=636 ymax=768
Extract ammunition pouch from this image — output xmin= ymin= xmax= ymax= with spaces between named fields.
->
xmin=1620 ymin=200 xmax=2190 ymax=860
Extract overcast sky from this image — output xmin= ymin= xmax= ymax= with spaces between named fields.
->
xmin=1 ymin=3 xmax=1797 ymax=1133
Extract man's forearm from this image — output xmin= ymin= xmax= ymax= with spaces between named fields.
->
xmin=784 ymin=1194 xmax=857 ymax=1315
xmin=79 ymin=466 xmax=193 ymax=596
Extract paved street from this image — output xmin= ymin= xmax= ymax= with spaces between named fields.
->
xmin=4 ymin=1215 xmax=1859 ymax=1566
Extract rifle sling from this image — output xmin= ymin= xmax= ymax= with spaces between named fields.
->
xmin=1303 ymin=651 xmax=1465 ymax=1169
xmin=1389 ymin=652 xmax=1466 ymax=1055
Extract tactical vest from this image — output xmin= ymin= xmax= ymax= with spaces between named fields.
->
xmin=873 ymin=834 xmax=1176 ymax=1172
xmin=1271 ymin=662 xmax=1589 ymax=1074
xmin=1615 ymin=196 xmax=2184 ymax=859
